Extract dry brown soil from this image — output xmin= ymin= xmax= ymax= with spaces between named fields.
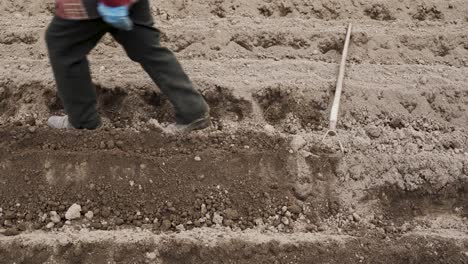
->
xmin=0 ymin=0 xmax=468 ymax=263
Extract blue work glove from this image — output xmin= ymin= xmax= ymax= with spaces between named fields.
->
xmin=97 ymin=3 xmax=133 ymax=31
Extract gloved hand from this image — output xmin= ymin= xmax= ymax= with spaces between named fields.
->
xmin=97 ymin=3 xmax=133 ymax=31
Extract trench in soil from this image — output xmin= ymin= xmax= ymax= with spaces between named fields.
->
xmin=1 ymin=67 xmax=467 ymax=131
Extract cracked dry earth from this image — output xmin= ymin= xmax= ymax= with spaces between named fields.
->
xmin=0 ymin=0 xmax=468 ymax=263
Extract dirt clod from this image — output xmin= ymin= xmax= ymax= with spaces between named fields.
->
xmin=85 ymin=211 xmax=94 ymax=220
xmin=290 ymin=135 xmax=307 ymax=151
xmin=224 ymin=209 xmax=239 ymax=220
xmin=365 ymin=4 xmax=395 ymax=21
xmin=50 ymin=211 xmax=61 ymax=224
xmin=161 ymin=220 xmax=172 ymax=231
xmin=288 ymin=205 xmax=302 ymax=215
xmin=212 ymin=213 xmax=224 ymax=226
xmin=2 ymin=228 xmax=20 ymax=236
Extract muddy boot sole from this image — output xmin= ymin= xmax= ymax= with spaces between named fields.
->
xmin=178 ymin=116 xmax=212 ymax=134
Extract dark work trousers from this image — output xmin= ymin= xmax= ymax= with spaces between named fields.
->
xmin=45 ymin=1 xmax=209 ymax=129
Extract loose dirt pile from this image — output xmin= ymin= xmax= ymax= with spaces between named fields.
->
xmin=0 ymin=0 xmax=467 ymax=263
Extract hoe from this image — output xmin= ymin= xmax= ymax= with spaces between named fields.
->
xmin=322 ymin=23 xmax=353 ymax=153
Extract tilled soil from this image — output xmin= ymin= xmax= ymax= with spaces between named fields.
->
xmin=1 ymin=0 xmax=468 ymax=263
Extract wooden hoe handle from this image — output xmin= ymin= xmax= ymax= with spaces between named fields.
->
xmin=329 ymin=23 xmax=352 ymax=131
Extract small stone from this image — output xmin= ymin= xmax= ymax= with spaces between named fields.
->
xmin=306 ymin=224 xmax=317 ymax=232
xmin=28 ymin=126 xmax=36 ymax=133
xmin=116 ymin=140 xmax=124 ymax=148
xmin=148 ymin=119 xmax=163 ymax=131
xmin=366 ymin=126 xmax=381 ymax=138
xmin=101 ymin=208 xmax=111 ymax=218
xmin=25 ymin=116 xmax=36 ymax=126
xmin=272 ymin=218 xmax=281 ymax=227
xmin=50 ymin=211 xmax=61 ymax=223
xmin=419 ymin=76 xmax=428 ymax=85
xmin=85 ymin=211 xmax=94 ymax=220
xmin=65 ymin=204 xmax=82 ymax=220
xmin=389 ymin=117 xmax=404 ymax=129
xmin=353 ymin=213 xmax=361 ymax=222
xmin=312 ymin=50 xmax=320 ymax=55
xmin=223 ymin=219 xmax=234 ymax=227
xmin=161 ymin=220 xmax=172 ymax=231
xmin=3 ymin=228 xmax=20 ymax=236
xmin=277 ymin=223 xmax=285 ymax=231
xmin=142 ymin=224 xmax=152 ymax=230
xmin=107 ymin=140 xmax=115 ymax=149
xmin=17 ymin=223 xmax=27 ymax=231
xmin=254 ymin=218 xmax=264 ymax=226
xmin=290 ymin=135 xmax=307 ymax=151
xmin=4 ymin=211 xmax=16 ymax=220
xmin=288 ymin=205 xmax=302 ymax=214
xmin=46 ymin=222 xmax=55 ymax=229
xmin=212 ymin=212 xmax=224 ymax=226
xmin=91 ymin=223 xmax=102 ymax=229
xmin=3 ymin=220 xmax=13 ymax=227
xmin=146 ymin=252 xmax=157 ymax=260
xmin=264 ymin=124 xmax=275 ymax=134
xmin=201 ymin=204 xmax=207 ymax=214
xmin=175 ymin=224 xmax=185 ymax=232
xmin=224 ymin=209 xmax=239 ymax=220
xmin=281 ymin=217 xmax=290 ymax=226
xmin=194 ymin=156 xmax=202 ymax=162
xmin=462 ymin=161 xmax=468 ymax=175
xmin=65 ymin=220 xmax=72 ymax=225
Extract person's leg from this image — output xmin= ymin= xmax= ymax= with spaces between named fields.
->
xmin=110 ymin=1 xmax=209 ymax=125
xmin=45 ymin=16 xmax=109 ymax=129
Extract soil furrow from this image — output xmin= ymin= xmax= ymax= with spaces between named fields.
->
xmin=1 ymin=18 xmax=468 ymax=66
xmin=2 ymin=0 xmax=468 ymax=21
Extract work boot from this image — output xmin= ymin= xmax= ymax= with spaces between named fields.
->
xmin=47 ymin=115 xmax=74 ymax=129
xmin=162 ymin=114 xmax=212 ymax=134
